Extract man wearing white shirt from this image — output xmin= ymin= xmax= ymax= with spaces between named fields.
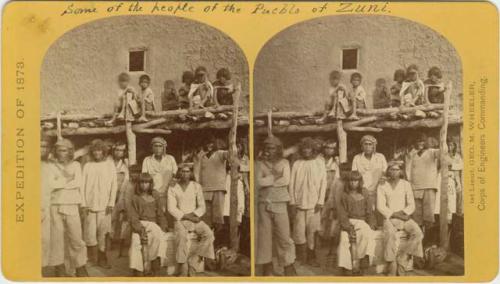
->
xmin=168 ymin=165 xmax=215 ymax=276
xmin=81 ymin=139 xmax=118 ymax=269
xmin=377 ymin=161 xmax=423 ymax=276
xmin=142 ymin=137 xmax=178 ymax=215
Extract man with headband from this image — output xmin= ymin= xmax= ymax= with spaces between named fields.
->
xmin=255 ymin=136 xmax=296 ymax=276
xmin=352 ymin=135 xmax=387 ymax=225
xmin=142 ymin=137 xmax=178 ymax=218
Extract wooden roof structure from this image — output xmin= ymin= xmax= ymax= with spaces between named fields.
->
xmin=41 ymin=105 xmax=249 ymax=137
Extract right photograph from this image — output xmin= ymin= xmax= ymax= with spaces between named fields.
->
xmin=253 ymin=15 xmax=464 ymax=277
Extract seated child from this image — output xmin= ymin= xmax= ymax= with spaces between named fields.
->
xmin=106 ymin=72 xmax=139 ymax=126
xmin=128 ymin=173 xmax=168 ymax=276
xmin=138 ymin=74 xmax=157 ymax=121
xmin=178 ymin=71 xmax=194 ymax=109
xmin=372 ymin=78 xmax=391 ymax=109
xmin=188 ymin=66 xmax=215 ymax=109
xmin=168 ymin=165 xmax=215 ymax=276
xmin=389 ymin=69 xmax=405 ymax=107
xmin=213 ymin=68 xmax=235 ymax=106
xmin=400 ymin=64 xmax=426 ymax=107
xmin=337 ymin=171 xmax=376 ymax=276
xmin=318 ymin=71 xmax=351 ymax=122
xmin=350 ymin=72 xmax=367 ymax=119
xmin=161 ymin=80 xmax=179 ymax=111
xmin=424 ymin=66 xmax=446 ymax=104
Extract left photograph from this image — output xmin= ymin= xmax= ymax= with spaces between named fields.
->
xmin=39 ymin=16 xmax=250 ymax=277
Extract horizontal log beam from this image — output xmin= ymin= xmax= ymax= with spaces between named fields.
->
xmin=346 ymin=126 xmax=383 ymax=132
xmin=41 ymin=106 xmax=240 ymax=121
xmin=41 ymin=113 xmax=112 ymax=122
xmin=134 ymin=129 xmax=172 ymax=134
xmin=367 ymin=115 xmax=462 ymax=129
xmin=356 ymin=104 xmax=444 ymax=116
xmin=145 ymin=105 xmax=237 ymax=118
xmin=254 ymin=115 xmax=462 ymax=134
xmin=254 ymin=104 xmax=446 ymax=121
xmin=253 ymin=111 xmax=316 ymax=120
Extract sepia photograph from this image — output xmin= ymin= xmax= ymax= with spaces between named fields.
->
xmin=253 ymin=15 xmax=464 ymax=277
xmin=39 ymin=15 xmax=250 ymax=277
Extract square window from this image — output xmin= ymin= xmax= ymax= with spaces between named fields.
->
xmin=129 ymin=50 xmax=145 ymax=72
xmin=342 ymin=48 xmax=358 ymax=70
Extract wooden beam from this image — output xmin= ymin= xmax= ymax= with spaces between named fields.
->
xmin=145 ymin=105 xmax=236 ymax=118
xmin=44 ymin=125 xmax=126 ymax=136
xmin=41 ymin=113 xmax=112 ymax=122
xmin=367 ymin=115 xmax=461 ymax=129
xmin=345 ymin=126 xmax=383 ymax=132
xmin=354 ymin=104 xmax=444 ymax=116
xmin=337 ymin=120 xmax=347 ymax=163
xmin=134 ymin=129 xmax=172 ymax=135
xmin=254 ymin=111 xmax=316 ymax=120
xmin=253 ymin=105 xmax=445 ymax=121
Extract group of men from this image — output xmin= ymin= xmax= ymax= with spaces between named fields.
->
xmin=41 ymin=134 xmax=247 ymax=277
xmin=255 ymin=133 xmax=462 ymax=276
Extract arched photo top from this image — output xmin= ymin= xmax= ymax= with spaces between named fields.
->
xmin=41 ymin=15 xmax=249 ymax=116
xmin=254 ymin=14 xmax=462 ymax=112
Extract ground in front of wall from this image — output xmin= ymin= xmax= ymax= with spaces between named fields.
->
xmin=85 ymin=243 xmax=250 ymax=277
xmin=259 ymin=240 xmax=464 ymax=277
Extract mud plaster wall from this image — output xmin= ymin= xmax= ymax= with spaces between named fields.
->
xmin=42 ymin=16 xmax=249 ymax=115
xmin=254 ymin=15 xmax=462 ymax=113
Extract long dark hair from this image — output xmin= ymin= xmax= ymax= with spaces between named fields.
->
xmin=346 ymin=171 xmax=364 ymax=193
xmin=135 ymin=173 xmax=154 ymax=195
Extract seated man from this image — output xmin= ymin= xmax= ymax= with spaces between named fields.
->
xmin=168 ymin=165 xmax=215 ymax=276
xmin=377 ymin=161 xmax=424 ymax=276
xmin=128 ymin=173 xmax=168 ymax=276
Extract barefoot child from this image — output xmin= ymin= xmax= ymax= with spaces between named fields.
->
xmin=389 ymin=69 xmax=405 ymax=107
xmin=319 ymin=71 xmax=351 ymax=122
xmin=138 ymin=74 xmax=157 ymax=121
xmin=372 ymin=78 xmax=391 ymax=109
xmin=424 ymin=66 xmax=446 ymax=104
xmin=178 ymin=71 xmax=195 ymax=109
xmin=213 ymin=68 xmax=236 ymax=106
xmin=400 ymin=64 xmax=426 ymax=107
xmin=350 ymin=72 xmax=367 ymax=119
xmin=161 ymin=80 xmax=178 ymax=111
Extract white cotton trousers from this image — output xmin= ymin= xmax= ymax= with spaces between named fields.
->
xmin=337 ymin=219 xmax=376 ymax=270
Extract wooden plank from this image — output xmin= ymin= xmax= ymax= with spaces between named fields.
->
xmin=145 ymin=105 xmax=236 ymax=118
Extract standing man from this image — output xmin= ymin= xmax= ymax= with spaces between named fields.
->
xmin=168 ymin=165 xmax=215 ymax=276
xmin=142 ymin=137 xmax=178 ymax=218
xmin=377 ymin=161 xmax=423 ymax=276
xmin=111 ymin=141 xmax=129 ymax=242
xmin=194 ymin=137 xmax=228 ymax=232
xmin=352 ymin=135 xmax=387 ymax=224
xmin=81 ymin=139 xmax=118 ymax=269
xmin=255 ymin=136 xmax=296 ymax=276
xmin=289 ymin=137 xmax=327 ymax=267
xmin=406 ymin=134 xmax=440 ymax=244
xmin=49 ymin=139 xmax=88 ymax=277
xmin=41 ymin=136 xmax=53 ymax=276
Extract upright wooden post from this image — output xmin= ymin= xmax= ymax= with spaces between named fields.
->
xmin=337 ymin=119 xmax=347 ymax=163
xmin=126 ymin=122 xmax=136 ymax=165
xmin=56 ymin=111 xmax=63 ymax=142
xmin=439 ymin=82 xmax=453 ymax=250
xmin=229 ymin=83 xmax=241 ymax=252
